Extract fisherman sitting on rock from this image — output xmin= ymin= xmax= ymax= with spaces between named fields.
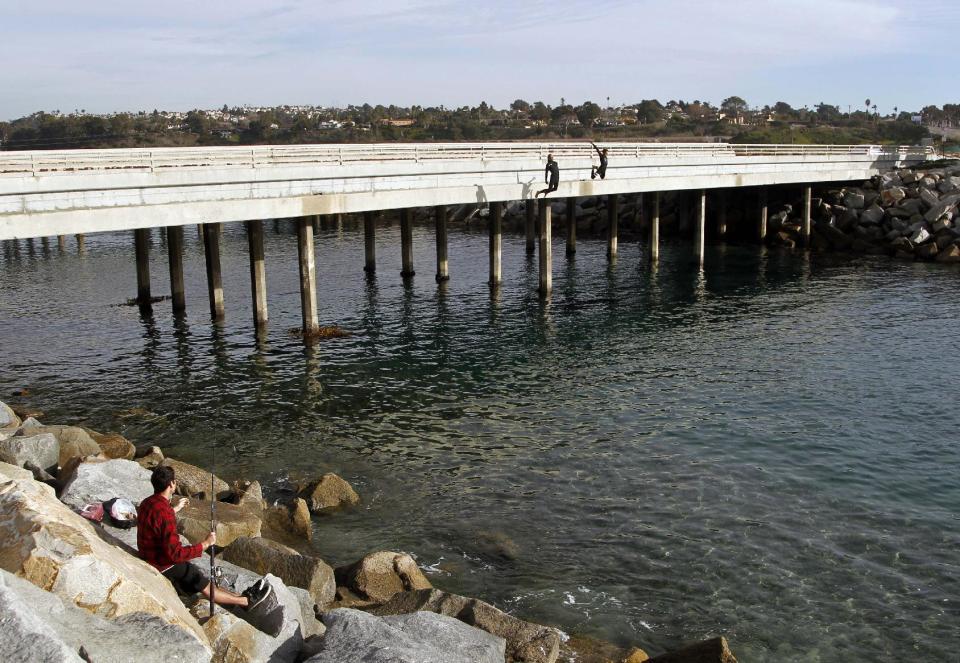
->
xmin=138 ymin=465 xmax=274 ymax=613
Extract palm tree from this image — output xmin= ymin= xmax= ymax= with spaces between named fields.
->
xmin=864 ymin=99 xmax=871 ymax=116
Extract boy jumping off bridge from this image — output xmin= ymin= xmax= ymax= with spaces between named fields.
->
xmin=536 ymin=154 xmax=560 ymax=198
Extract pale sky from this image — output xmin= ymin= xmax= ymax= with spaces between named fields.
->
xmin=0 ymin=0 xmax=955 ymax=120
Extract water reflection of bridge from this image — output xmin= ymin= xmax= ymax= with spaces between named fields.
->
xmin=0 ymin=142 xmax=930 ymax=334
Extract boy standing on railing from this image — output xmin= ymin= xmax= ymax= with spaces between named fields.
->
xmin=590 ymin=142 xmax=609 ymax=180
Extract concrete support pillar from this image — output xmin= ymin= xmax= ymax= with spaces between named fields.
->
xmin=57 ymin=235 xmax=66 ymax=251
xmin=525 ymin=203 xmax=536 ymax=254
xmin=75 ymin=234 xmax=85 ymax=252
xmin=803 ymin=186 xmax=812 ymax=245
xmin=363 ymin=211 xmax=376 ymax=273
xmin=538 ymin=200 xmax=552 ymax=297
xmin=297 ymin=218 xmax=319 ymax=333
xmin=167 ymin=225 xmax=186 ymax=314
xmin=312 ymin=215 xmax=320 ymax=234
xmin=607 ymin=194 xmax=619 ymax=259
xmin=400 ymin=209 xmax=415 ymax=278
xmin=759 ymin=189 xmax=768 ymax=242
xmin=649 ymin=192 xmax=660 ymax=263
xmin=435 ymin=205 xmax=449 ymax=282
xmin=247 ymin=220 xmax=268 ymax=329
xmin=134 ymin=228 xmax=152 ymax=307
xmin=566 ymin=197 xmax=576 ymax=256
xmin=489 ymin=201 xmax=502 ymax=287
xmin=695 ymin=189 xmax=706 ymax=266
xmin=717 ymin=190 xmax=728 ymax=238
xmin=202 ymin=223 xmax=225 ymax=321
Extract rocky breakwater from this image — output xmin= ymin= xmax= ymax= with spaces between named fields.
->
xmin=0 ymin=398 xmax=739 ymax=663
xmin=767 ymin=161 xmax=960 ymax=262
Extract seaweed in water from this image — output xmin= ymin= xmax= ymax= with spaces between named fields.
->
xmin=289 ymin=325 xmax=352 ymax=341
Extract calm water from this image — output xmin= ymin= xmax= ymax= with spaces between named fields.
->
xmin=1 ymin=222 xmax=958 ymax=661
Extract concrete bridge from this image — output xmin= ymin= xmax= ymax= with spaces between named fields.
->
xmin=0 ymin=142 xmax=932 ymax=334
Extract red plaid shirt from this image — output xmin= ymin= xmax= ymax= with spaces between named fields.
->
xmin=137 ymin=493 xmax=202 ymax=571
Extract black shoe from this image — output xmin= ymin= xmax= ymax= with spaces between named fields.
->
xmin=243 ymin=579 xmax=273 ymax=612
xmin=591 ymin=168 xmax=597 ymax=180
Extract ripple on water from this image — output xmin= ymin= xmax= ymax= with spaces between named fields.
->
xmin=1 ymin=228 xmax=959 ymax=661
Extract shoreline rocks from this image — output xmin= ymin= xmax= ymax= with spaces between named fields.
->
xmin=777 ymin=161 xmax=960 ymax=264
xmin=0 ymin=399 xmax=739 ymax=662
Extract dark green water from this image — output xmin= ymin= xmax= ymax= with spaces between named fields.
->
xmin=1 ymin=222 xmax=958 ymax=661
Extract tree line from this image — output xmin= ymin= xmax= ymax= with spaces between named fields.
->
xmin=0 ymin=97 xmax=937 ymax=151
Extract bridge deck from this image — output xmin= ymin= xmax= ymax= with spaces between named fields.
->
xmin=0 ymin=142 xmax=932 ymax=240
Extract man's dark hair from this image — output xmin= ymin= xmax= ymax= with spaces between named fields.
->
xmin=151 ymin=465 xmax=175 ymax=493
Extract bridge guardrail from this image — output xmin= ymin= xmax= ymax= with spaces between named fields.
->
xmin=0 ymin=143 xmax=933 ymax=177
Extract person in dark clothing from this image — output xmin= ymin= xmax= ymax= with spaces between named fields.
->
xmin=536 ymin=154 xmax=560 ymax=197
xmin=139 ymin=465 xmax=272 ymax=610
xmin=590 ymin=142 xmax=609 ymax=180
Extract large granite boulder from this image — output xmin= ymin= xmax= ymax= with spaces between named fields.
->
xmin=177 ymin=499 xmax=262 ymax=547
xmin=222 ymin=536 xmax=335 ymax=607
xmin=28 ymin=425 xmax=102 ymax=468
xmin=0 ymin=401 xmax=20 ymax=434
xmin=881 ymin=186 xmax=907 ymax=206
xmin=59 ymin=458 xmax=154 ymax=510
xmin=842 ymin=190 xmax=864 ymax=209
xmin=190 ymin=573 xmax=304 ymax=661
xmin=372 ymin=588 xmax=562 ymax=663
xmin=135 ymin=445 xmax=165 ymax=469
xmin=264 ymin=497 xmax=312 ymax=542
xmin=0 ymin=461 xmax=34 ymax=482
xmin=336 ymin=550 xmax=432 ymax=604
xmin=82 ymin=427 xmax=136 ymax=460
xmin=0 ymin=469 xmax=208 ymax=645
xmin=289 ymin=586 xmax=326 ymax=638
xmin=160 ymin=458 xmax=230 ymax=500
xmin=234 ymin=479 xmax=265 ymax=514
xmin=298 ymin=472 xmax=360 ymax=513
xmin=859 ymin=204 xmax=884 ymax=225
xmin=190 ymin=607 xmax=285 ymax=663
xmin=0 ymin=568 xmax=209 ymax=662
xmin=648 ymin=636 xmax=737 ymax=663
xmin=306 ymin=608 xmax=505 ymax=663
xmin=936 ymin=243 xmax=960 ymax=263
xmin=0 ymin=433 xmax=58 ymax=473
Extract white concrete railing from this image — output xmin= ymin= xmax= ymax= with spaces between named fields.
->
xmin=0 ymin=143 xmax=933 ymax=177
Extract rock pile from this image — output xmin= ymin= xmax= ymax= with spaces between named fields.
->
xmin=0 ymin=398 xmax=738 ymax=663
xmin=770 ymin=161 xmax=960 ymax=261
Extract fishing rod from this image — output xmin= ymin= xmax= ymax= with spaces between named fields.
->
xmin=210 ymin=429 xmax=216 ymax=618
